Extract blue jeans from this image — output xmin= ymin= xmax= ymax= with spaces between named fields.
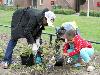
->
xmin=4 ymin=39 xmax=18 ymax=64
xmin=80 ymin=48 xmax=94 ymax=63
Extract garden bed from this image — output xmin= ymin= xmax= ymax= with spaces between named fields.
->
xmin=0 ymin=34 xmax=100 ymax=75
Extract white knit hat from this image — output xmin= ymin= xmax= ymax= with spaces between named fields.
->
xmin=45 ymin=11 xmax=56 ymax=27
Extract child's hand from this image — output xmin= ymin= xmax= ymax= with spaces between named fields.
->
xmin=63 ymin=53 xmax=68 ymax=56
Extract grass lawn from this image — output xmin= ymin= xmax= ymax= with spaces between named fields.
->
xmin=0 ymin=10 xmax=100 ymax=51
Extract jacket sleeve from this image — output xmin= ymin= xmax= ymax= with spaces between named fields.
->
xmin=63 ymin=43 xmax=69 ymax=53
xmin=68 ymin=36 xmax=82 ymax=56
xmin=24 ymin=15 xmax=36 ymax=44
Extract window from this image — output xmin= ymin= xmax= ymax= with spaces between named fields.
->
xmin=40 ymin=0 xmax=43 ymax=5
xmin=6 ymin=0 xmax=13 ymax=6
xmin=10 ymin=0 xmax=13 ymax=4
xmin=32 ymin=0 xmax=37 ymax=8
xmin=51 ymin=1 xmax=54 ymax=5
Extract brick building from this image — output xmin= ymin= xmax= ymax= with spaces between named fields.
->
xmin=55 ymin=0 xmax=100 ymax=12
xmin=1 ymin=0 xmax=13 ymax=5
xmin=0 ymin=0 xmax=3 ymax=4
xmin=1 ymin=0 xmax=100 ymax=11
xmin=13 ymin=0 xmax=55 ymax=10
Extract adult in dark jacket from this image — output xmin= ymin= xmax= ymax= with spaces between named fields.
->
xmin=3 ymin=7 xmax=56 ymax=68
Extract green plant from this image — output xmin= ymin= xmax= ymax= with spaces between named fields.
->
xmin=0 ymin=5 xmax=16 ymax=11
xmin=94 ymin=11 xmax=100 ymax=17
xmin=0 ymin=48 xmax=4 ymax=58
xmin=19 ymin=44 xmax=33 ymax=56
xmin=52 ymin=5 xmax=62 ymax=9
xmin=53 ymin=8 xmax=76 ymax=15
xmin=80 ymin=11 xmax=87 ymax=16
xmin=0 ymin=40 xmax=7 ymax=59
xmin=80 ymin=10 xmax=100 ymax=17
xmin=0 ymin=5 xmax=5 ymax=10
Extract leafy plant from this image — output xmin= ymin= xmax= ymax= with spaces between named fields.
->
xmin=80 ymin=10 xmax=100 ymax=17
xmin=52 ymin=5 xmax=62 ymax=9
xmin=53 ymin=8 xmax=76 ymax=15
xmin=80 ymin=11 xmax=87 ymax=16
xmin=18 ymin=44 xmax=33 ymax=56
xmin=0 ymin=48 xmax=4 ymax=58
xmin=0 ymin=5 xmax=16 ymax=11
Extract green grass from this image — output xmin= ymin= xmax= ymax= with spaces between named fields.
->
xmin=0 ymin=10 xmax=100 ymax=51
xmin=0 ymin=10 xmax=14 ymax=25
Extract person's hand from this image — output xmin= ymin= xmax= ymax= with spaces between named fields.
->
xmin=63 ymin=53 xmax=68 ymax=59
xmin=63 ymin=53 xmax=68 ymax=56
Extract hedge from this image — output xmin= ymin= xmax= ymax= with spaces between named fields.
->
xmin=52 ymin=5 xmax=62 ymax=9
xmin=80 ymin=10 xmax=100 ymax=17
xmin=53 ymin=9 xmax=76 ymax=15
xmin=0 ymin=5 xmax=17 ymax=11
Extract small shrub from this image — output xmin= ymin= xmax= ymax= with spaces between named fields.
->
xmin=80 ymin=10 xmax=100 ymax=17
xmin=18 ymin=43 xmax=34 ymax=66
xmin=19 ymin=44 xmax=33 ymax=56
xmin=53 ymin=8 xmax=76 ymax=15
xmin=63 ymin=9 xmax=76 ymax=15
xmin=52 ymin=5 xmax=62 ymax=9
xmin=80 ymin=11 xmax=87 ymax=16
xmin=0 ymin=5 xmax=5 ymax=10
xmin=0 ymin=5 xmax=16 ymax=11
xmin=0 ymin=48 xmax=4 ymax=58
xmin=94 ymin=12 xmax=100 ymax=17
xmin=89 ymin=10 xmax=94 ymax=16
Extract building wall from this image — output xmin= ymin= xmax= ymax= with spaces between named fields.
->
xmin=13 ymin=0 xmax=32 ymax=7
xmin=80 ymin=0 xmax=93 ymax=11
xmin=55 ymin=0 xmax=75 ymax=9
xmin=37 ymin=0 xmax=52 ymax=10
xmin=13 ymin=0 xmax=53 ymax=10
xmin=54 ymin=0 xmax=100 ymax=11
xmin=3 ymin=0 xmax=99 ymax=11
xmin=91 ymin=0 xmax=100 ymax=11
xmin=0 ymin=0 xmax=2 ymax=4
xmin=80 ymin=0 xmax=100 ymax=11
xmin=2 ymin=0 xmax=13 ymax=5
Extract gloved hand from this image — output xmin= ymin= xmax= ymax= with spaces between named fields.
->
xmin=36 ymin=38 xmax=40 ymax=48
xmin=32 ymin=38 xmax=40 ymax=55
xmin=32 ymin=43 xmax=39 ymax=55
